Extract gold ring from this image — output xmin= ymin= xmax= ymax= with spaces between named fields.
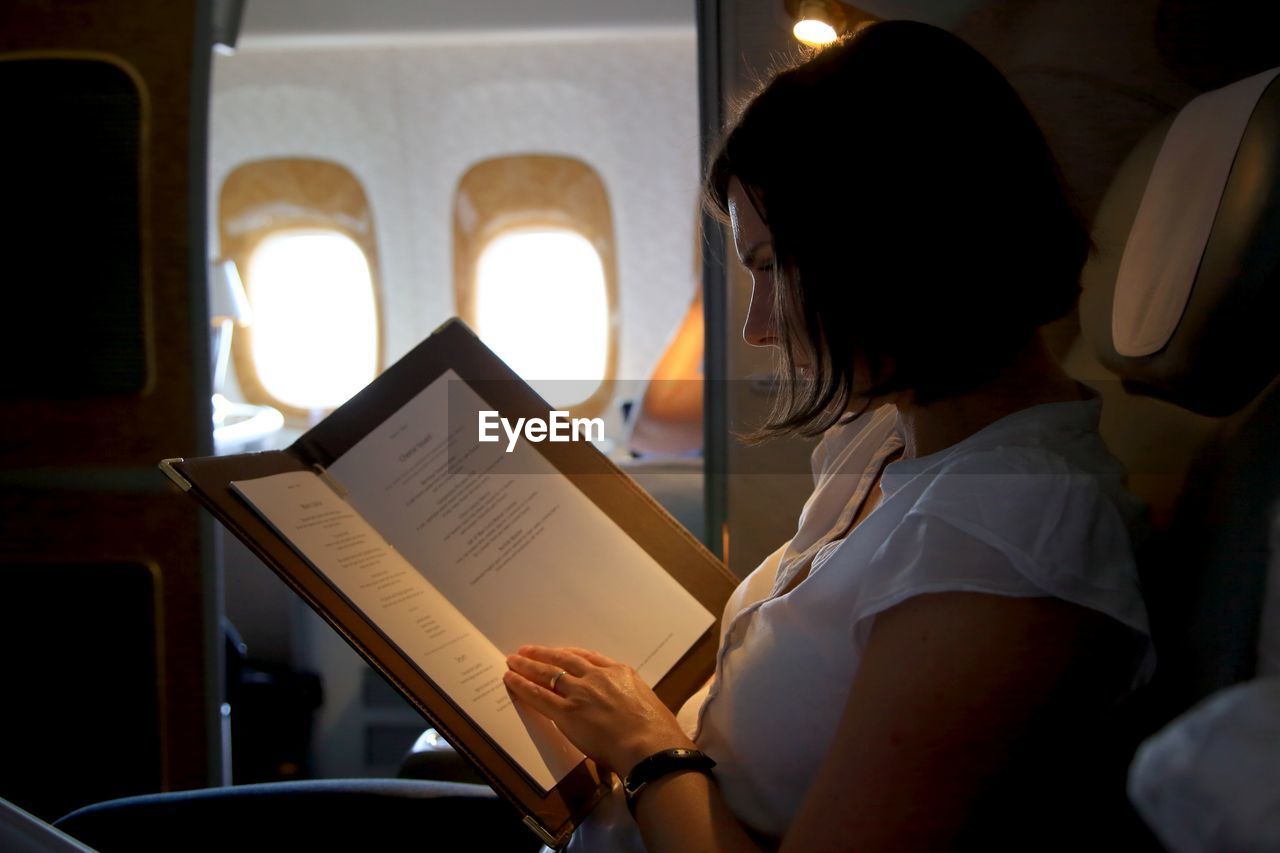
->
xmin=548 ymin=669 xmax=568 ymax=693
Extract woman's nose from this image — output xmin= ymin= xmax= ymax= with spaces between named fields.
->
xmin=743 ymin=282 xmax=777 ymax=348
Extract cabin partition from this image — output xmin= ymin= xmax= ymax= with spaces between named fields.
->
xmin=698 ymin=0 xmax=829 ymax=576
xmin=0 ymin=0 xmax=219 ymax=821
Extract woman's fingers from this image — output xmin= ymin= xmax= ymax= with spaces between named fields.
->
xmin=505 ymin=651 xmax=575 ymax=692
xmin=561 ymin=646 xmax=617 ymax=668
xmin=505 ymin=644 xmax=692 ymax=771
xmin=516 ymin=644 xmax=593 ymax=675
xmin=502 ymin=666 xmax=570 ymax=715
xmin=503 ymin=653 xmax=578 ymax=711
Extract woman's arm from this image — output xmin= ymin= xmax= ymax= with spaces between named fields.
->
xmin=780 ymin=591 xmax=1116 ymax=852
xmin=505 ymin=591 xmax=1117 ymax=852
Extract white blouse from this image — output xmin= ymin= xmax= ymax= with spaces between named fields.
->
xmin=566 ymin=395 xmax=1153 ymax=851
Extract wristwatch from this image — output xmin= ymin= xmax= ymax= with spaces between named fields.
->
xmin=622 ymin=748 xmax=717 ymax=817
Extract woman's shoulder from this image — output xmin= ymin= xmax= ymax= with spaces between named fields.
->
xmin=893 ymin=425 xmax=1142 ymax=560
xmin=885 ymin=396 xmax=1145 ymax=535
xmin=927 ymin=394 xmax=1109 ymax=469
xmin=905 ymin=443 xmax=1138 ymax=557
xmin=843 ymin=423 xmax=1155 ymax=684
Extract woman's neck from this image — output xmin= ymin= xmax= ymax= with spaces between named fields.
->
xmin=893 ymin=335 xmax=1085 ymax=460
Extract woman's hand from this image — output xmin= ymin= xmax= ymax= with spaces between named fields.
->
xmin=503 ymin=645 xmax=696 ymax=775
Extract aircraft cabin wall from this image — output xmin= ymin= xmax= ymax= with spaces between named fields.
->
xmin=209 ymin=29 xmax=700 ymax=433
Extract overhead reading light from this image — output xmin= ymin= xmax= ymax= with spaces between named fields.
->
xmin=789 ymin=0 xmax=845 ymax=47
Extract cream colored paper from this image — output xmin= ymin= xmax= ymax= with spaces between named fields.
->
xmin=327 ymin=370 xmax=713 ymax=685
xmin=231 ymin=470 xmax=583 ymax=791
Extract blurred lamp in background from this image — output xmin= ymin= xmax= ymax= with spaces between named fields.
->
xmin=209 ymin=258 xmax=283 ymax=454
xmin=210 ymin=258 xmax=252 ymax=394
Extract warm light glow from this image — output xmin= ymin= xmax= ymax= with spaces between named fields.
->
xmin=794 ymin=17 xmax=839 ymax=46
xmin=475 ymin=228 xmax=608 ymax=408
xmin=246 ymin=230 xmax=378 ymax=410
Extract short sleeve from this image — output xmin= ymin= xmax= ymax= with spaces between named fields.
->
xmin=849 ymin=446 xmax=1155 ymax=685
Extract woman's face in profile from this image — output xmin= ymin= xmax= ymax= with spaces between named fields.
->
xmin=728 ymin=177 xmax=891 ymax=408
xmin=728 ymin=178 xmax=781 ymax=351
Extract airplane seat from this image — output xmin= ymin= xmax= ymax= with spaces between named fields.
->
xmin=1061 ymin=65 xmax=1280 ymax=838
xmin=54 ymin=779 xmax=540 ymax=852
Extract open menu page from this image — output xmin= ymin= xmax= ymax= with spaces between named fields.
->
xmin=326 ymin=369 xmax=714 ymax=686
xmin=232 ymin=369 xmax=714 ymax=791
xmin=231 ymin=470 xmax=584 ymax=791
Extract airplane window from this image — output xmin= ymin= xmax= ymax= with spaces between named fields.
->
xmin=244 ymin=230 xmax=378 ymax=410
xmin=453 ymin=154 xmax=618 ymax=418
xmin=219 ymin=157 xmax=383 ymax=419
xmin=475 ymin=228 xmax=608 ymax=407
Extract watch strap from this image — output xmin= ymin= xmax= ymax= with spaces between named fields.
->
xmin=622 ymin=748 xmax=717 ymax=817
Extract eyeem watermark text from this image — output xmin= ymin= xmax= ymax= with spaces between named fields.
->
xmin=478 ymin=410 xmax=605 ymax=452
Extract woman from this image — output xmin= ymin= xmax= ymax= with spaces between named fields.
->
xmin=505 ymin=20 xmax=1152 ymax=851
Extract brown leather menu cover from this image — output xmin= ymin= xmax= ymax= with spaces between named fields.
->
xmin=160 ymin=318 xmax=735 ymax=848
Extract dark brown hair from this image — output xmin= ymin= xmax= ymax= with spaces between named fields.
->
xmin=705 ymin=21 xmax=1090 ymax=438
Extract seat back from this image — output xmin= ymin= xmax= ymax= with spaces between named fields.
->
xmin=1067 ymin=67 xmax=1280 ymax=717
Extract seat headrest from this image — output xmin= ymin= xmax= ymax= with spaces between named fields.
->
xmin=1080 ymin=68 xmax=1280 ymax=416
